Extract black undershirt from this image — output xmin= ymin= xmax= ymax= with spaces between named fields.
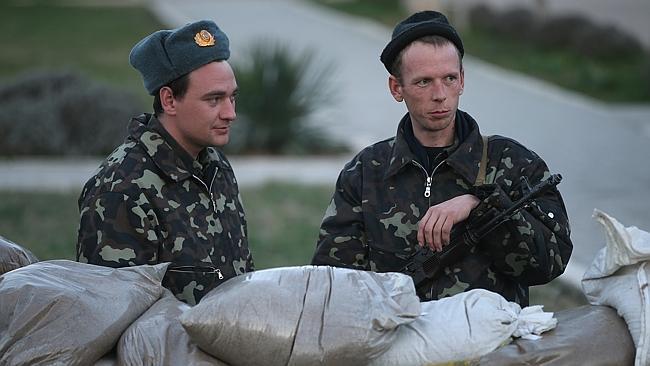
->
xmin=404 ymin=117 xmax=452 ymax=173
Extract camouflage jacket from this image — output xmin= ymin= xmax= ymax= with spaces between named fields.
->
xmin=77 ymin=113 xmax=254 ymax=305
xmin=312 ymin=111 xmax=572 ymax=305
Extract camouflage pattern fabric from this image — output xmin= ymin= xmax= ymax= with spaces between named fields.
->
xmin=77 ymin=113 xmax=254 ymax=305
xmin=312 ymin=111 xmax=572 ymax=306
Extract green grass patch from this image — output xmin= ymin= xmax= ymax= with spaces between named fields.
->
xmin=0 ymin=190 xmax=79 ymax=260
xmin=0 ymin=185 xmax=586 ymax=310
xmin=0 ymin=184 xmax=333 ymax=269
xmin=242 ymin=183 xmax=333 ymax=268
xmin=0 ymin=1 xmax=164 ymax=102
xmin=309 ymin=0 xmax=650 ymax=103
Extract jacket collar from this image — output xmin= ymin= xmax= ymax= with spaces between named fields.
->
xmin=128 ymin=114 xmax=232 ymax=182
xmin=384 ymin=110 xmax=485 ymax=185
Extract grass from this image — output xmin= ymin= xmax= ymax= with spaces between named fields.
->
xmin=0 ymin=185 xmax=586 ymax=310
xmin=309 ymin=0 xmax=650 ymax=103
xmin=0 ymin=184 xmax=334 ymax=269
xmin=0 ymin=1 xmax=164 ymax=103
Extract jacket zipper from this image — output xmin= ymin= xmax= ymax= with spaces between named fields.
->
xmin=411 ymin=160 xmax=446 ymax=200
xmin=191 ymin=169 xmax=223 ymax=281
xmin=411 ymin=159 xmax=446 ymax=300
xmin=192 ymin=166 xmax=219 ymax=210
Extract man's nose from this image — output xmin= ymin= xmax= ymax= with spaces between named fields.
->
xmin=430 ymin=81 xmax=446 ymax=102
xmin=221 ymin=99 xmax=236 ymax=121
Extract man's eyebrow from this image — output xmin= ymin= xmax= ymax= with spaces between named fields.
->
xmin=202 ymin=88 xmax=239 ymax=98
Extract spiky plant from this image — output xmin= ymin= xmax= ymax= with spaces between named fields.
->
xmin=228 ymin=42 xmax=347 ymax=155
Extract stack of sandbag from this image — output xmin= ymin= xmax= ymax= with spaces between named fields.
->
xmin=0 ymin=235 xmax=38 ymax=275
xmin=370 ymin=288 xmax=557 ymax=365
xmin=118 ymin=289 xmax=227 ymax=366
xmin=0 ymin=260 xmax=168 ymax=365
xmin=582 ymin=209 xmax=650 ymax=366
xmin=179 ymin=265 xmax=421 ymax=366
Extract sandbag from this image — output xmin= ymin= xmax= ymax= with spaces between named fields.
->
xmin=180 ymin=265 xmax=421 ymax=366
xmin=370 ymin=288 xmax=557 ymax=365
xmin=118 ymin=289 xmax=227 ymax=366
xmin=0 ymin=260 xmax=167 ymax=366
xmin=582 ymin=209 xmax=650 ymax=366
xmin=0 ymin=235 xmax=38 ymax=275
xmin=479 ymin=305 xmax=635 ymax=365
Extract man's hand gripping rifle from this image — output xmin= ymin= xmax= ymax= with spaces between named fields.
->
xmin=401 ymin=174 xmax=562 ymax=294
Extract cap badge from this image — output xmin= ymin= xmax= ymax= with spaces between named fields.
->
xmin=194 ymin=30 xmax=215 ymax=47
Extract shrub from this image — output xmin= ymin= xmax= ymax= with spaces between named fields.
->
xmin=226 ymin=42 xmax=349 ymax=155
xmin=468 ymin=5 xmax=646 ymax=62
xmin=533 ymin=14 xmax=594 ymax=50
xmin=571 ymin=24 xmax=644 ymax=60
xmin=0 ymin=70 xmax=140 ymax=156
xmin=493 ymin=7 xmax=538 ymax=41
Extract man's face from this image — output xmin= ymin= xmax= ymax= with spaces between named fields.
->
xmin=169 ymin=61 xmax=238 ymax=156
xmin=389 ymin=41 xmax=464 ymax=145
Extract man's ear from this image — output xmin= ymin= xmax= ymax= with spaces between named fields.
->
xmin=388 ymin=75 xmax=404 ymax=102
xmin=159 ymin=86 xmax=177 ymax=116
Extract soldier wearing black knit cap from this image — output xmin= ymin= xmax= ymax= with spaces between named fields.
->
xmin=312 ymin=11 xmax=573 ymax=305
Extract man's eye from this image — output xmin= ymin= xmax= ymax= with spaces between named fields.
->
xmin=416 ymin=80 xmax=429 ymax=87
xmin=445 ymin=76 xmax=457 ymax=83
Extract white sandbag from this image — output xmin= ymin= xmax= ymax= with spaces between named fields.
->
xmin=118 ymin=289 xmax=227 ymax=366
xmin=180 ymin=265 xmax=421 ymax=366
xmin=0 ymin=235 xmax=38 ymax=275
xmin=582 ymin=209 xmax=650 ymax=366
xmin=0 ymin=260 xmax=167 ymax=366
xmin=370 ymin=289 xmax=557 ymax=365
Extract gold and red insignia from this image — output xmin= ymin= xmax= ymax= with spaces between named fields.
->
xmin=194 ymin=30 xmax=215 ymax=47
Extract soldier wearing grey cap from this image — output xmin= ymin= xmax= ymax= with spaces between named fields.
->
xmin=77 ymin=20 xmax=254 ymax=305
xmin=312 ymin=11 xmax=572 ymax=305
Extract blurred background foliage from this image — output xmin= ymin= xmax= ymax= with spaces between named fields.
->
xmin=227 ymin=42 xmax=349 ymax=155
xmin=0 ymin=1 xmax=349 ymax=156
xmin=0 ymin=71 xmax=138 ymax=156
xmin=312 ymin=0 xmax=650 ymax=102
xmin=1 ymin=0 xmax=648 ymax=157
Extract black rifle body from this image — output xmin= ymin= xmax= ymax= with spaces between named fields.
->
xmin=400 ymin=174 xmax=562 ymax=293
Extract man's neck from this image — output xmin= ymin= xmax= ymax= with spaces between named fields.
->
xmin=158 ymin=114 xmax=200 ymax=159
xmin=413 ymin=125 xmax=455 ymax=148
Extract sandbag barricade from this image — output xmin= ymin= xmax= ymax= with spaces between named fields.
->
xmin=0 ymin=235 xmax=38 ymax=275
xmin=180 ymin=265 xmax=421 ymax=366
xmin=0 ymin=260 xmax=167 ymax=365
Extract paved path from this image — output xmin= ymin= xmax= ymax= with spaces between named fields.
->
xmin=2 ymin=0 xmax=650 ymax=289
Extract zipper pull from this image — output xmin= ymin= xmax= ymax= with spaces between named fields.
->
xmin=216 ymin=268 xmax=224 ymax=280
xmin=424 ymin=176 xmax=432 ymax=198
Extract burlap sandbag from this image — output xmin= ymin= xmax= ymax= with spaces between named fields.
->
xmin=370 ymin=289 xmax=557 ymax=365
xmin=118 ymin=289 xmax=228 ymax=366
xmin=180 ymin=265 xmax=421 ymax=366
xmin=582 ymin=209 xmax=650 ymax=366
xmin=0 ymin=260 xmax=167 ymax=365
xmin=0 ymin=235 xmax=38 ymax=275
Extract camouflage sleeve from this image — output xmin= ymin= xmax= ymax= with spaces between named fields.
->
xmin=311 ymin=155 xmax=369 ymax=270
xmin=77 ymin=191 xmax=161 ymax=267
xmin=472 ymin=159 xmax=573 ymax=286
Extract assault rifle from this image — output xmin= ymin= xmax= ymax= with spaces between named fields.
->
xmin=401 ymin=174 xmax=562 ymax=294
